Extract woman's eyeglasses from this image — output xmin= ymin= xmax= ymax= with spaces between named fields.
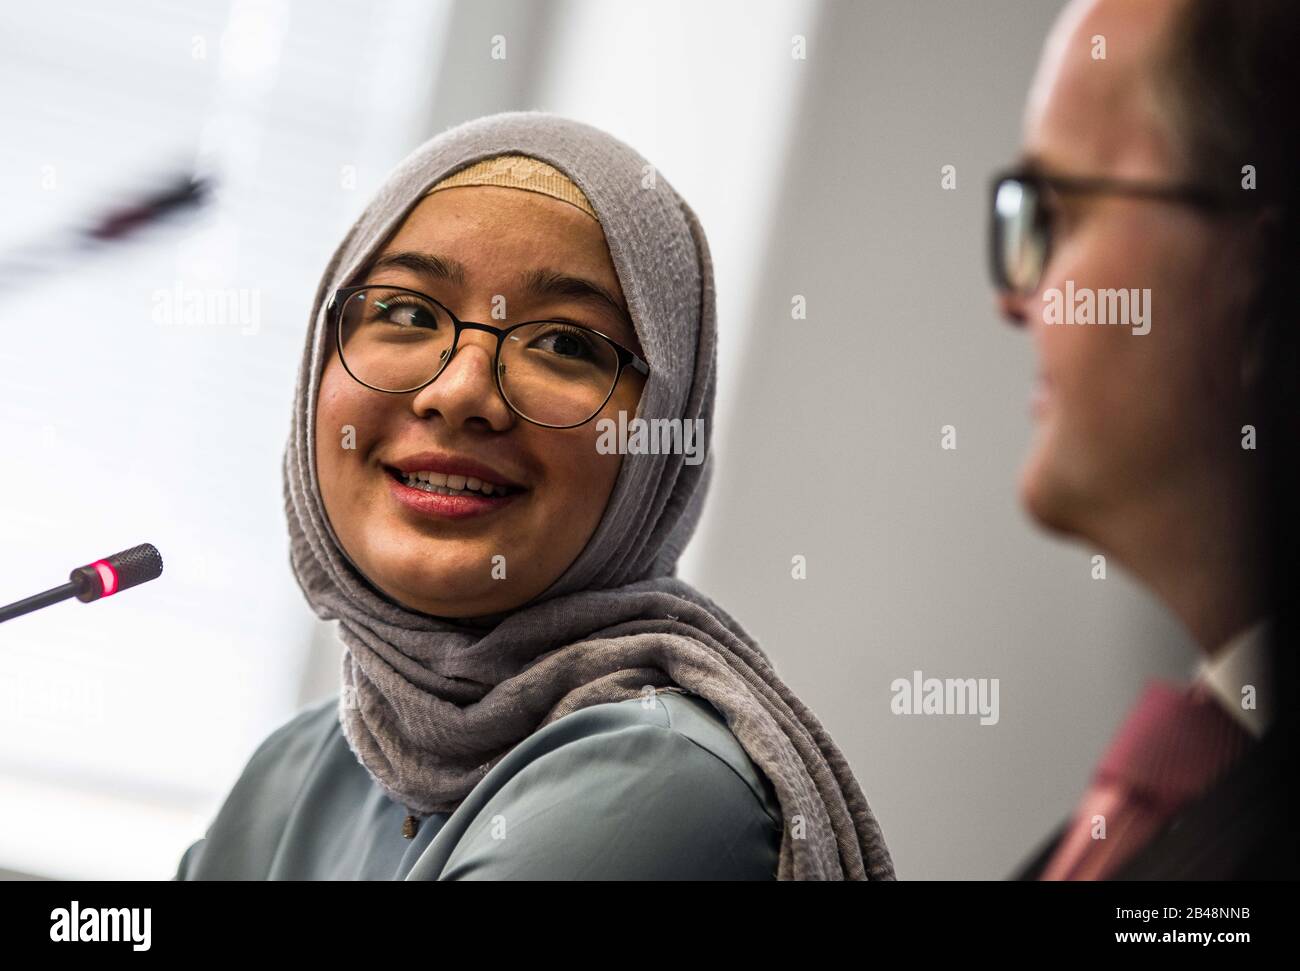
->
xmin=328 ymin=284 xmax=649 ymax=429
xmin=988 ymin=166 xmax=1252 ymax=296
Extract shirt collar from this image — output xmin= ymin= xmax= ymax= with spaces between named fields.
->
xmin=1193 ymin=618 xmax=1272 ymax=738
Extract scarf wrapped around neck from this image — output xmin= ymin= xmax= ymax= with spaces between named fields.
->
xmin=282 ymin=110 xmax=895 ymax=880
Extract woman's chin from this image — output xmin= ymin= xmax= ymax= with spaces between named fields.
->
xmin=372 ymin=562 xmax=547 ymax=618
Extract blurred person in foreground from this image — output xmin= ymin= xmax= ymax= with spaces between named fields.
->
xmin=990 ymin=0 xmax=1299 ymax=879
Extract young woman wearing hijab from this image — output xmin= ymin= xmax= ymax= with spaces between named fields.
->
xmin=173 ymin=112 xmax=894 ymax=881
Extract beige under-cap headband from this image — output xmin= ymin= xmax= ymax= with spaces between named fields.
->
xmin=423 ymin=153 xmax=599 ymax=221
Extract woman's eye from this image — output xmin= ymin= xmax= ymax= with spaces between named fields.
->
xmin=378 ymin=301 xmax=438 ymax=329
xmin=533 ymin=326 xmax=596 ymax=359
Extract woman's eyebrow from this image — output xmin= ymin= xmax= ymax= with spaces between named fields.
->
xmin=516 ymin=266 xmax=633 ymax=333
xmin=370 ymin=250 xmax=467 ymax=286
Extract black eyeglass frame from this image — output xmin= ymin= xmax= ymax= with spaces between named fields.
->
xmin=988 ymin=165 xmax=1258 ymax=295
xmin=328 ymin=283 xmax=651 ymax=429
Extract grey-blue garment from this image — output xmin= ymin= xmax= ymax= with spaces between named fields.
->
xmin=174 ymin=690 xmax=781 ymax=880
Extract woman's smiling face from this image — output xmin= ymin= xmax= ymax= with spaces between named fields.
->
xmin=315 ymin=184 xmax=646 ymax=619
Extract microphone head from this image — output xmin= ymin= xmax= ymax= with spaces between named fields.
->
xmin=69 ymin=543 xmax=164 ymax=603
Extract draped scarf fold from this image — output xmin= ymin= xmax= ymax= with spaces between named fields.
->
xmin=283 ymin=110 xmax=894 ymax=880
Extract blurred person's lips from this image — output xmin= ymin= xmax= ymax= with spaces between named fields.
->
xmin=1031 ymin=371 xmax=1051 ymax=417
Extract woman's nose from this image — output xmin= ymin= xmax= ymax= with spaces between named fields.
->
xmin=410 ymin=330 xmax=514 ymax=429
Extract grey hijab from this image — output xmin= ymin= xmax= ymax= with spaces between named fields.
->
xmin=283 ymin=110 xmax=894 ymax=880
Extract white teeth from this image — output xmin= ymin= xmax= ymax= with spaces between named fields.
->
xmin=399 ymin=470 xmax=511 ymax=497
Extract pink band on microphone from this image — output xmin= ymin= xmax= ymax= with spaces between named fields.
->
xmin=93 ymin=561 xmax=119 ymax=597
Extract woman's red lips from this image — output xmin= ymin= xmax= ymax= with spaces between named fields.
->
xmin=385 ymin=467 xmax=525 ymax=520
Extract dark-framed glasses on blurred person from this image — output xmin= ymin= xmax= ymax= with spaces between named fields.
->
xmin=328 ymin=284 xmax=650 ymax=429
xmin=988 ymin=165 xmax=1254 ymax=296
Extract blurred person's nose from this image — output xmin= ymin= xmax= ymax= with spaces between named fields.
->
xmin=997 ymin=288 xmax=1029 ymax=330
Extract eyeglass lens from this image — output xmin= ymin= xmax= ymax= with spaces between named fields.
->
xmin=337 ymin=286 xmax=623 ymax=427
xmin=993 ymin=178 xmax=1048 ymax=295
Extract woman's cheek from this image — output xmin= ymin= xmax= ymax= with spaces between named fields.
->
xmin=315 ymin=386 xmax=352 ymax=495
xmin=316 ymin=365 xmax=383 ymax=528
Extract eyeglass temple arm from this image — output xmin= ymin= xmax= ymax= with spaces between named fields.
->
xmin=1012 ymin=171 xmax=1244 ymax=210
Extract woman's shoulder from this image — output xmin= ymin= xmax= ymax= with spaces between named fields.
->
xmin=173 ymin=695 xmax=341 ymax=879
xmin=407 ymin=689 xmax=784 ymax=880
xmin=544 ymin=689 xmax=782 ymax=822
xmin=231 ymin=693 xmax=342 ymax=785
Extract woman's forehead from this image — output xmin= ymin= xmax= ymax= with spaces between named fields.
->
xmin=366 ymin=187 xmax=642 ymax=349
xmin=395 ymin=187 xmax=618 ymax=282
